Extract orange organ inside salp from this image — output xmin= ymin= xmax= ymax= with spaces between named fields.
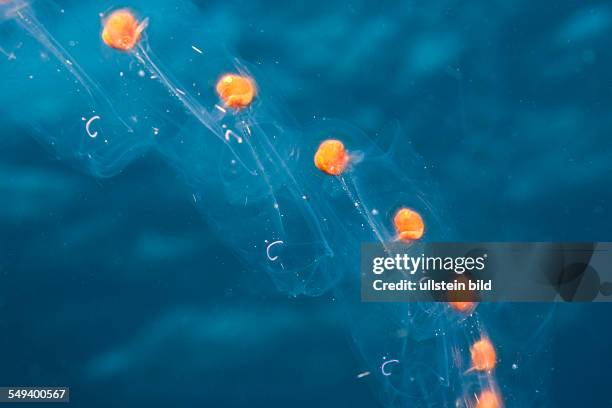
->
xmin=470 ymin=337 xmax=497 ymax=371
xmin=393 ymin=207 xmax=424 ymax=241
xmin=102 ymin=9 xmax=146 ymax=51
xmin=216 ymin=74 xmax=256 ymax=109
xmin=475 ymin=389 xmax=502 ymax=408
xmin=314 ymin=139 xmax=350 ymax=176
xmin=449 ymin=301 xmax=476 ymax=313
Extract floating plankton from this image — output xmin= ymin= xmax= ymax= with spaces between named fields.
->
xmin=475 ymin=389 xmax=502 ymax=408
xmin=470 ymin=337 xmax=497 ymax=372
xmin=216 ymin=74 xmax=256 ymax=109
xmin=314 ymin=139 xmax=350 ymax=176
xmin=393 ymin=207 xmax=425 ymax=241
xmin=101 ymin=9 xmax=147 ymax=51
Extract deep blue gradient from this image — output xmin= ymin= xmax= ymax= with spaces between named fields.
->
xmin=1 ymin=0 xmax=612 ymax=406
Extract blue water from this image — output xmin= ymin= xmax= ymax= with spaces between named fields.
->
xmin=1 ymin=0 xmax=612 ymax=406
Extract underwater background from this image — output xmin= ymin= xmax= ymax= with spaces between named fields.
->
xmin=1 ymin=0 xmax=612 ymax=406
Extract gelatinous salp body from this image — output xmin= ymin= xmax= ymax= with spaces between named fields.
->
xmin=393 ymin=207 xmax=425 ymax=241
xmin=101 ymin=9 xmax=146 ymax=51
xmin=0 ymin=0 xmax=165 ymax=177
xmin=153 ymin=64 xmax=340 ymax=295
xmin=216 ymin=74 xmax=256 ymax=109
xmin=470 ymin=337 xmax=497 ymax=371
xmin=449 ymin=301 xmax=477 ymax=313
xmin=475 ymin=389 xmax=502 ymax=408
xmin=314 ymin=139 xmax=349 ymax=176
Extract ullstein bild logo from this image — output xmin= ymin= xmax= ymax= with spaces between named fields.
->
xmin=360 ymin=242 xmax=612 ymax=303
